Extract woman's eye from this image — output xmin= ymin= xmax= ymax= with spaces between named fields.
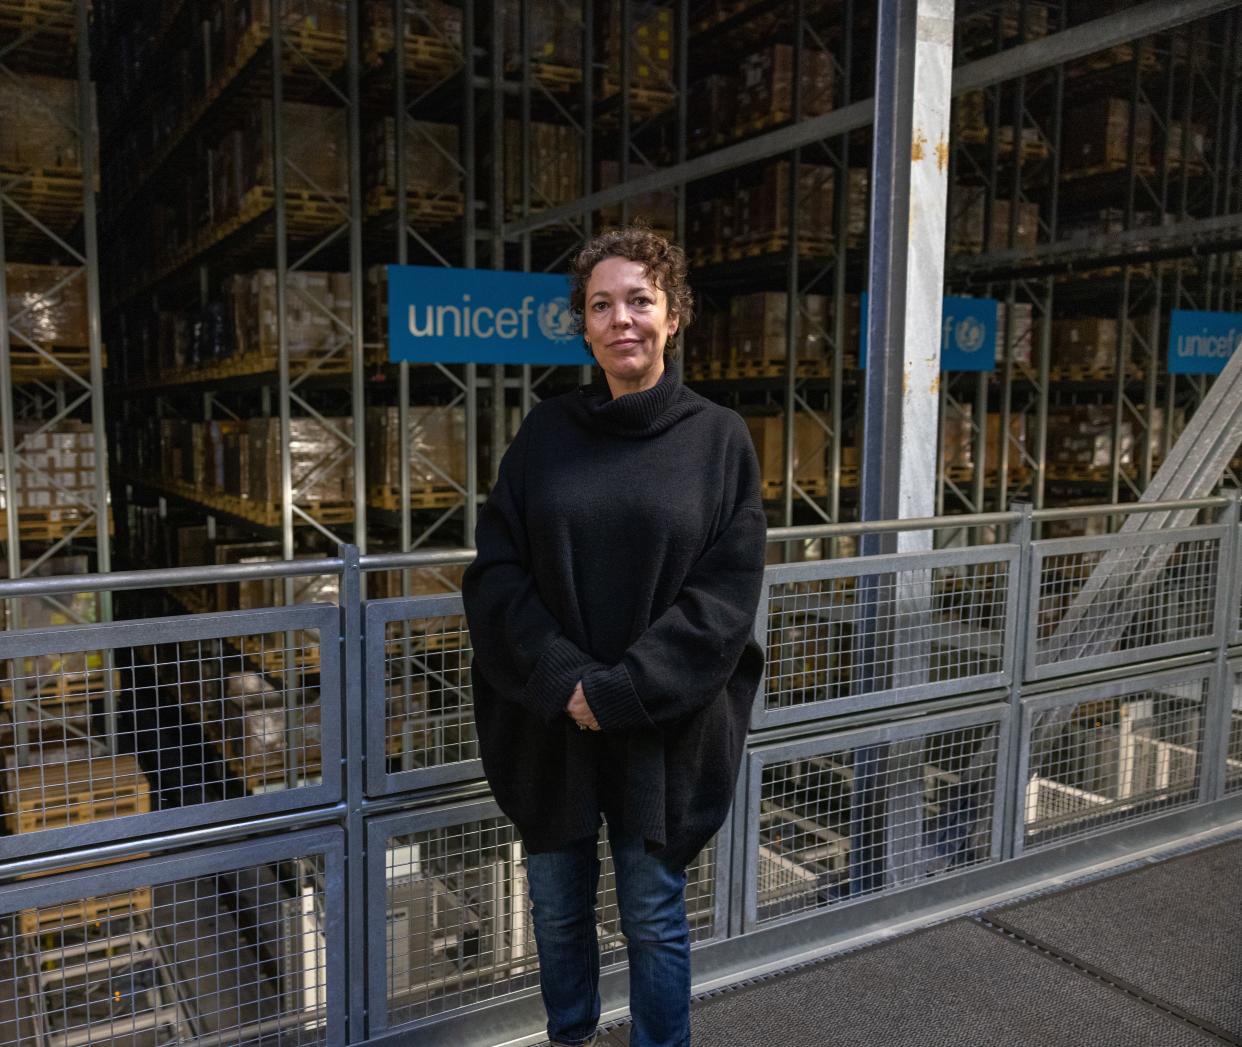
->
xmin=633 ymin=297 xmax=652 ymax=307
xmin=592 ymin=302 xmax=607 ymax=311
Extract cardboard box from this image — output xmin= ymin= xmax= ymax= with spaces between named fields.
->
xmin=246 ymin=417 xmax=354 ymax=505
xmin=4 ymin=265 xmax=88 ymax=348
xmin=597 ymin=161 xmax=676 ymax=231
xmin=503 ymin=0 xmax=581 ymax=67
xmin=245 ymin=101 xmax=348 ymax=195
xmin=738 ymin=162 xmax=835 ymax=241
xmin=367 ymin=118 xmax=460 ymax=196
xmin=0 ymin=74 xmax=86 ymax=170
xmin=687 ymin=74 xmax=739 ymax=148
xmin=1051 ymin=317 xmax=1118 ymax=371
xmin=367 ymin=406 xmax=467 ymax=489
xmin=737 ymin=44 xmax=834 ymax=125
xmin=728 ymin=293 xmax=828 ymax=364
xmin=600 ymin=2 xmax=674 ymax=86
xmin=504 ymin=120 xmax=582 ymax=211
xmin=1061 ymin=97 xmax=1152 ymax=173
xmin=745 ymin=414 xmax=828 ymax=489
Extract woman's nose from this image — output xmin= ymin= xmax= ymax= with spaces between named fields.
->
xmin=612 ymin=304 xmax=631 ymax=325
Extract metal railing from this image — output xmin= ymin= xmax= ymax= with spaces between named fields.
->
xmin=0 ymin=495 xmax=1239 ymax=1046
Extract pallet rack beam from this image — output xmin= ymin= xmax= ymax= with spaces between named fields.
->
xmin=502 ymin=0 xmax=1237 ymax=238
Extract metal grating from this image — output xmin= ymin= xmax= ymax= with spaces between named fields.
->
xmin=1226 ymin=669 xmax=1242 ymax=797
xmin=0 ymin=851 xmax=332 ymax=1046
xmin=378 ymin=809 xmax=720 ymax=1031
xmin=1032 ymin=534 xmax=1221 ymax=674
xmin=1021 ymin=678 xmax=1207 ymax=851
xmin=0 ymin=607 xmax=340 ymax=858
xmin=747 ymin=711 xmax=1004 ymax=928
xmin=760 ymin=551 xmax=1013 ymax=723
xmin=382 ymin=612 xmax=475 ymax=774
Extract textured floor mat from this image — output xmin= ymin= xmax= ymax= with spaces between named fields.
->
xmin=668 ymin=920 xmax=1221 ymax=1047
xmin=986 ymin=840 xmax=1242 ymax=1043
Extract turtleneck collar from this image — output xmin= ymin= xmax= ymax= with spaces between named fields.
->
xmin=572 ymin=357 xmax=705 ymax=437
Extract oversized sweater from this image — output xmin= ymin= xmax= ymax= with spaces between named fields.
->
xmin=461 ymin=361 xmax=768 ymax=869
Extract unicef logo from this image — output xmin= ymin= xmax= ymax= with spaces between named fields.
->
xmin=955 ymin=316 xmax=985 ymax=354
xmin=538 ymin=297 xmax=576 ymax=342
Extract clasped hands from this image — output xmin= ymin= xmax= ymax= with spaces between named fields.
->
xmin=566 ymin=680 xmax=600 ymax=732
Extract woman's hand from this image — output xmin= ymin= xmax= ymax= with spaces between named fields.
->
xmin=566 ymin=681 xmax=600 ymax=731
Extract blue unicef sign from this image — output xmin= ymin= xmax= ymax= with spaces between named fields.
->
xmin=1168 ymin=309 xmax=1242 ymax=375
xmin=859 ymin=294 xmax=997 ymax=371
xmin=387 ymin=265 xmax=585 ymax=365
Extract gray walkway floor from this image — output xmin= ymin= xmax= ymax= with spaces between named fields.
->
xmin=590 ymin=838 xmax=1242 ymax=1047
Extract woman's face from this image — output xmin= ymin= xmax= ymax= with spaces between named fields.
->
xmin=584 ymin=256 xmax=679 ymax=391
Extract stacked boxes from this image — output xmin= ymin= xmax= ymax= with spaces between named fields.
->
xmin=1046 ymin=406 xmax=1133 ymax=470
xmin=233 ymin=270 xmax=354 ymax=360
xmin=153 ymin=417 xmax=353 ymax=506
xmin=737 ymin=163 xmax=835 ymax=243
xmin=687 ymin=74 xmax=739 ymax=150
xmin=598 ymin=161 xmax=677 ymax=231
xmin=367 ymin=406 xmax=468 ymax=492
xmin=952 ymin=187 xmax=1040 ymax=252
xmin=729 ymin=293 xmax=829 ymax=366
xmin=364 ymin=0 xmax=464 ymax=58
xmin=504 ymin=120 xmax=582 ymax=213
xmin=366 ymin=118 xmax=461 ymax=197
xmin=4 ymin=265 xmax=89 ymax=348
xmin=0 ymin=74 xmax=86 ymax=170
xmin=503 ymin=0 xmax=581 ymax=68
xmin=1061 ymin=97 xmax=1152 ymax=175
xmin=601 ymin=2 xmax=673 ymax=89
xmin=247 ymin=418 xmax=354 ymax=505
xmin=244 ymin=101 xmax=349 ymax=197
xmin=997 ymin=302 xmax=1034 ymax=367
xmin=737 ymin=45 xmax=834 ymax=126
xmin=745 ymin=414 xmax=829 ymax=494
xmin=1050 ymin=318 xmax=1119 ymax=371
xmin=0 ymin=422 xmax=98 ymax=516
xmin=1162 ymin=120 xmax=1210 ymax=171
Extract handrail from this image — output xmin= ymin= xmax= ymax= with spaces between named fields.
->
xmin=0 ymin=495 xmax=1230 ymax=601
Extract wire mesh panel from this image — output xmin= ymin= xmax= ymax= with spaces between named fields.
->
xmin=367 ymin=802 xmax=725 ymax=1036
xmin=755 ymin=546 xmax=1018 ymax=727
xmin=742 ymin=705 xmax=1008 ymax=931
xmin=1026 ymin=526 xmax=1225 ymax=681
xmin=1226 ymin=665 xmax=1242 ymax=797
xmin=1233 ymin=523 xmax=1242 ymax=647
xmin=364 ymin=595 xmax=477 ymax=794
xmin=0 ymin=606 xmax=341 ymax=860
xmin=1017 ymin=670 xmax=1210 ymax=853
xmin=0 ymin=830 xmax=343 ymax=1046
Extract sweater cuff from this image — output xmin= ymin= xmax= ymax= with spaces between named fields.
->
xmin=581 ymin=663 xmax=653 ymax=732
xmin=523 ymin=635 xmax=594 ymax=724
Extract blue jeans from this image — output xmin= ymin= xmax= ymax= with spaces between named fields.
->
xmin=525 ymin=819 xmax=691 ymax=1047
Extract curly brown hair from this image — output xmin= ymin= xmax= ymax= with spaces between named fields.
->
xmin=568 ymin=225 xmax=695 ymax=358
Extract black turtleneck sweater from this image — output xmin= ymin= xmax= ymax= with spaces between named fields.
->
xmin=462 ymin=362 xmax=767 ymax=868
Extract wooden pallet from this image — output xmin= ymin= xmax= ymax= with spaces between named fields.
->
xmin=239 ymin=634 xmax=322 ymax=675
xmin=370 ymin=483 xmax=465 ymax=511
xmin=504 ymin=59 xmax=582 ymax=92
xmin=0 ymin=163 xmax=86 ymax=242
xmin=760 ymin=478 xmax=829 ymax=502
xmin=0 ymin=0 xmax=74 ymax=39
xmin=728 ymin=234 xmax=834 ymax=261
xmin=727 ymin=359 xmax=832 ymax=380
xmin=3 ymin=754 xmax=150 ymax=835
xmin=137 ymin=345 xmax=350 ymax=390
xmin=142 ymin=475 xmax=354 ymax=529
xmin=598 ymin=76 xmax=674 ymax=119
xmin=6 ymin=344 xmax=106 ymax=383
xmin=1044 ymin=464 xmax=1114 ymax=483
xmin=18 ymin=887 xmax=153 ymax=939
xmin=1067 ymin=40 xmax=1161 ymax=78
xmin=364 ymin=28 xmax=462 ymax=85
xmin=364 ymin=185 xmax=465 ymax=227
xmin=0 ymin=668 xmax=114 ymax=708
xmin=0 ymin=507 xmax=113 ymax=543
xmin=1047 ymin=365 xmax=1146 ymax=383
xmin=1061 ymin=160 xmax=1157 ymax=183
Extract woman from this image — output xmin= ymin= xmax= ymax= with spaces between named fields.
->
xmin=462 ymin=227 xmax=767 ymax=1047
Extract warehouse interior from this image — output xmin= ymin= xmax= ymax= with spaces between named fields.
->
xmin=0 ymin=1 xmax=1241 ymax=1045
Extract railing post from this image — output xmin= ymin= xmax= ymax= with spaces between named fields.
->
xmin=1204 ymin=489 xmax=1239 ymax=803
xmin=1001 ymin=502 xmax=1034 ymax=860
xmin=340 ymin=542 xmax=368 ymax=1042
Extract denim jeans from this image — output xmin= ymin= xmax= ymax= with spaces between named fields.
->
xmin=525 ymin=819 xmax=691 ymax=1047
